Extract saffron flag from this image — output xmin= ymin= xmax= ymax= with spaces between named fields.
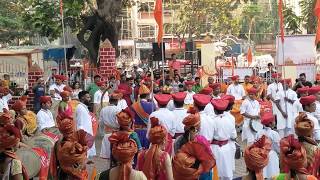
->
xmin=278 ymin=0 xmax=284 ymax=43
xmin=314 ymin=0 xmax=320 ymax=45
xmin=60 ymin=0 xmax=63 ymax=16
xmin=154 ymin=0 xmax=163 ymax=46
xmin=247 ymin=47 xmax=253 ymax=65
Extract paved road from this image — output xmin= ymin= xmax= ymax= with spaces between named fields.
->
xmin=88 ymin=134 xmax=248 ymax=179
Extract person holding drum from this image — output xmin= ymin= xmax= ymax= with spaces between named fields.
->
xmin=211 ymin=98 xmax=237 ymax=180
xmin=0 ymin=125 xmax=28 ymax=180
xmin=36 ymin=96 xmax=55 ymax=132
xmin=240 ymin=87 xmax=261 ymax=146
xmin=256 ymin=112 xmax=280 ymax=179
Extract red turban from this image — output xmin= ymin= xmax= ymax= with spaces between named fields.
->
xmin=297 ymin=87 xmax=309 ymax=95
xmin=211 ymin=99 xmax=229 ymax=111
xmin=96 ymin=81 xmax=105 ymax=87
xmin=63 ymin=86 xmax=73 ymax=93
xmin=172 ymin=92 xmax=187 ymax=102
xmin=199 ymin=87 xmax=213 ymax=95
xmin=280 ymin=135 xmax=308 ymax=174
xmin=209 ymin=83 xmax=221 ymax=90
xmin=0 ymin=87 xmax=5 ymax=94
xmin=185 ymin=81 xmax=195 ymax=86
xmin=231 ymin=75 xmax=239 ymax=81
xmin=247 ymin=87 xmax=258 ymax=94
xmin=0 ymin=125 xmax=21 ymax=150
xmin=309 ymin=86 xmax=320 ymax=95
xmin=260 ymin=112 xmax=275 ymax=126
xmin=54 ymin=75 xmax=68 ymax=81
xmin=109 ymin=131 xmax=138 ymax=180
xmin=300 ymin=95 xmax=316 ymax=106
xmin=244 ymin=135 xmax=271 ymax=179
xmin=110 ymin=92 xmax=123 ymax=100
xmin=39 ymin=96 xmax=52 ymax=104
xmin=193 ymin=94 xmax=211 ymax=107
xmin=11 ymin=100 xmax=25 ymax=112
xmin=221 ymin=95 xmax=235 ymax=104
xmin=271 ymin=73 xmax=281 ymax=78
xmin=154 ymin=94 xmax=172 ymax=106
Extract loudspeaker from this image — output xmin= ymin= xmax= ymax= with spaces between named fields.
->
xmin=152 ymin=43 xmax=165 ymax=61
xmin=185 ymin=41 xmax=196 ymax=60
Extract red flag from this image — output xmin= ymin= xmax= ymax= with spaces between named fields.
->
xmin=247 ymin=47 xmax=253 ymax=65
xmin=154 ymin=0 xmax=163 ymax=46
xmin=314 ymin=0 xmax=320 ymax=45
xmin=278 ymin=0 xmax=284 ymax=43
xmin=60 ymin=0 xmax=63 ymax=16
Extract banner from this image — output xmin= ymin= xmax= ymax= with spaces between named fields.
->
xmin=276 ymin=35 xmax=316 ymax=65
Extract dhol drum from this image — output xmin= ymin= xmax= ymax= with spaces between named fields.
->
xmin=16 ymin=147 xmax=41 ymax=178
xmin=231 ymin=100 xmax=244 ymax=126
xmin=249 ymin=119 xmax=263 ymax=133
xmin=25 ymin=134 xmax=55 ymax=155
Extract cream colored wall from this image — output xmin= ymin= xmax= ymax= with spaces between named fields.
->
xmin=200 ymin=43 xmax=219 ymax=86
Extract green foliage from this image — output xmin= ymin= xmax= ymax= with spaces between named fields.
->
xmin=299 ymin=0 xmax=316 ymax=34
xmin=283 ymin=7 xmax=302 ymax=34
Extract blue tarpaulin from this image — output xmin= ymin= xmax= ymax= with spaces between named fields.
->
xmin=43 ymin=48 xmax=65 ymax=61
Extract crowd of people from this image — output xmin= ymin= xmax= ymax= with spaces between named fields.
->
xmin=1 ymin=64 xmax=320 ymax=180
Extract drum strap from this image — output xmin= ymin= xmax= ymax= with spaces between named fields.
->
xmin=132 ymin=102 xmax=149 ymax=125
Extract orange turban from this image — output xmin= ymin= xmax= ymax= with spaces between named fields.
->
xmin=11 ymin=100 xmax=25 ymax=112
xmin=139 ymin=84 xmax=150 ymax=95
xmin=116 ymin=108 xmax=133 ymax=129
xmin=280 ymin=135 xmax=308 ymax=174
xmin=183 ymin=107 xmax=200 ymax=130
xmin=294 ymin=112 xmax=314 ymax=138
xmin=0 ymin=125 xmax=21 ymax=150
xmin=172 ymin=141 xmax=215 ymax=180
xmin=142 ymin=117 xmax=168 ymax=179
xmin=109 ymin=131 xmax=138 ymax=180
xmin=58 ymin=117 xmax=76 ymax=137
xmin=60 ymin=91 xmax=70 ymax=99
xmin=56 ymin=140 xmax=88 ymax=179
xmin=0 ymin=108 xmax=13 ymax=125
xmin=244 ymin=135 xmax=271 ymax=179
xmin=63 ymin=86 xmax=73 ymax=93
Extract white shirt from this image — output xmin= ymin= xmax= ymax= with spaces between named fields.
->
xmin=184 ymin=91 xmax=195 ymax=105
xmin=147 ymin=108 xmax=176 ymax=137
xmin=314 ymin=101 xmax=320 ymax=121
xmin=166 ymin=99 xmax=175 ymax=111
xmin=93 ymin=90 xmax=109 ymax=104
xmin=199 ymin=111 xmax=215 ymax=141
xmin=36 ymin=109 xmax=55 ymax=131
xmin=204 ymin=103 xmax=215 ymax=116
xmin=75 ymin=102 xmax=96 ymax=157
xmin=99 ymin=105 xmax=121 ymax=130
xmin=283 ymin=89 xmax=298 ymax=129
xmin=226 ymin=84 xmax=245 ymax=100
xmin=256 ymin=127 xmax=280 ymax=153
xmin=240 ymin=98 xmax=260 ymax=119
xmin=212 ymin=113 xmax=237 ymax=140
xmin=49 ymin=83 xmax=66 ymax=100
xmin=172 ymin=108 xmax=188 ymax=134
xmin=293 ymin=99 xmax=303 ymax=115
xmin=267 ymin=82 xmax=284 ymax=115
xmin=0 ymin=98 xmax=9 ymax=113
xmin=117 ymin=99 xmax=128 ymax=110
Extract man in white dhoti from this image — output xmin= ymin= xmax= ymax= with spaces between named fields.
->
xmin=226 ymin=75 xmax=246 ymax=101
xmin=184 ymin=81 xmax=196 ymax=107
xmin=281 ymin=79 xmax=298 ymax=137
xmin=93 ymin=81 xmax=109 ymax=116
xmin=240 ymin=87 xmax=261 ymax=146
xmin=256 ymin=112 xmax=280 ymax=178
xmin=211 ymin=98 xmax=237 ymax=180
xmin=99 ymin=93 xmax=121 ymax=159
xmin=75 ymin=91 xmax=96 ymax=157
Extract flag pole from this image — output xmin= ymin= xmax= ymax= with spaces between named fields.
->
xmin=60 ymin=0 xmax=68 ymax=77
xmin=161 ymin=0 xmax=165 ymax=86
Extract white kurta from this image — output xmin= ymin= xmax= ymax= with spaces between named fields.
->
xmin=147 ymin=108 xmax=176 ymax=137
xmin=172 ymin=108 xmax=188 ymax=134
xmin=36 ymin=109 xmax=55 ymax=131
xmin=117 ymin=99 xmax=128 ymax=110
xmin=184 ymin=91 xmax=195 ymax=105
xmin=75 ymin=103 xmax=96 ymax=157
xmin=240 ymin=98 xmax=261 ymax=143
xmin=226 ymin=84 xmax=245 ymax=100
xmin=267 ymin=82 xmax=285 ymax=117
xmin=211 ymin=113 xmax=237 ymax=179
xmin=49 ymin=83 xmax=66 ymax=100
xmin=199 ymin=111 xmax=215 ymax=141
xmin=166 ymin=99 xmax=175 ymax=111
xmin=0 ymin=98 xmax=9 ymax=112
xmin=204 ymin=103 xmax=215 ymax=116
xmin=256 ymin=127 xmax=280 ymax=178
xmin=283 ymin=89 xmax=298 ymax=130
xmin=293 ymin=99 xmax=303 ymax=115
xmin=314 ymin=101 xmax=320 ymax=121
xmin=93 ymin=90 xmax=109 ymax=104
xmin=99 ymin=105 xmax=121 ymax=159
